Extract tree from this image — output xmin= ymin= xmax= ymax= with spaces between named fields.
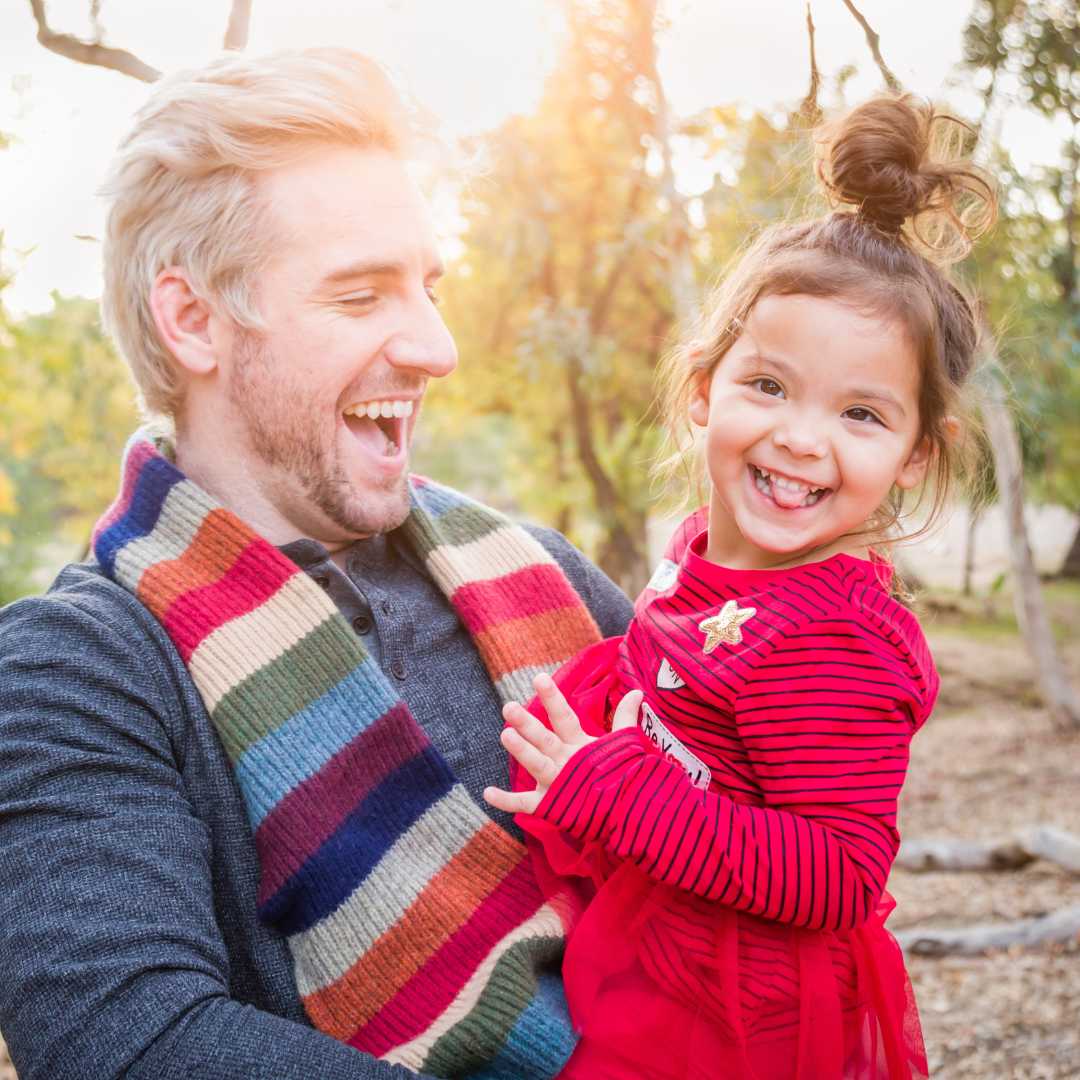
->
xmin=0 ymin=291 xmax=138 ymax=603
xmin=26 ymin=0 xmax=253 ymax=80
xmin=426 ymin=0 xmax=690 ymax=592
xmin=963 ymin=0 xmax=1080 ymax=577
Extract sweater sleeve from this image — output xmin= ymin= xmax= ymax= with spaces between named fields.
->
xmin=531 ymin=616 xmax=924 ymax=932
xmin=0 ymin=588 xmax=426 ymax=1080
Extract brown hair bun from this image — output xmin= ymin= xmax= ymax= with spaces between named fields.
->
xmin=816 ymin=93 xmax=996 ymax=263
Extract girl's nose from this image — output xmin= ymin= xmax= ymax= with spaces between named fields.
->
xmin=771 ymin=420 xmax=828 ymax=459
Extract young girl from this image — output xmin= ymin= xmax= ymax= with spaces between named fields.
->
xmin=484 ymin=94 xmax=995 ymax=1080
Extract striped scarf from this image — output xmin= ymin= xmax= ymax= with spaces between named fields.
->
xmin=91 ymin=429 xmax=603 ymax=1078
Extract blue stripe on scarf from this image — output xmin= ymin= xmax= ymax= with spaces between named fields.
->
xmin=410 ymin=480 xmax=471 ymax=519
xmin=95 ymin=454 xmax=184 ymax=576
xmin=470 ymin=973 xmax=577 ymax=1080
xmin=235 ymin=659 xmax=402 ymax=828
xmin=260 ymin=746 xmax=456 ymax=934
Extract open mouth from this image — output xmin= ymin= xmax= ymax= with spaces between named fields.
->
xmin=749 ymin=465 xmax=831 ymax=509
xmin=342 ymin=399 xmax=414 ymax=460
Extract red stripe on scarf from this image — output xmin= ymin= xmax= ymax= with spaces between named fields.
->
xmin=303 ymin=828 xmax=531 ymax=1039
xmin=347 ymin=857 xmax=546 ymax=1055
xmin=160 ymin=533 xmax=297 ymax=661
xmin=452 ymin=564 xmax=589 ymax=635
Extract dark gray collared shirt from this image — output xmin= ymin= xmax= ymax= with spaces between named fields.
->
xmin=280 ymin=525 xmax=633 ymax=834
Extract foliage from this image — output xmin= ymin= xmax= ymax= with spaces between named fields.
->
xmin=421 ymin=0 xmax=820 ymax=590
xmin=0 ymin=291 xmax=138 ymax=603
xmin=961 ymin=0 xmax=1080 ymax=510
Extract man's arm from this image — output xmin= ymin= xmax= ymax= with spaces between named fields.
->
xmin=0 ymin=584 xmax=427 ymax=1080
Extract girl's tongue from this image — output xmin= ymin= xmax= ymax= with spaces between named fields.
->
xmin=772 ymin=482 xmax=809 ymax=510
xmin=752 ymin=466 xmax=826 ymax=509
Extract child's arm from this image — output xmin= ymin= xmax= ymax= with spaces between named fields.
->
xmin=487 ymin=622 xmax=921 ymax=934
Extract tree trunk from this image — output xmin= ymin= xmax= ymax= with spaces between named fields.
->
xmin=1060 ymin=515 xmax=1080 ymax=579
xmin=962 ymin=500 xmax=981 ymax=596
xmin=981 ymin=363 xmax=1080 ymax=729
xmin=628 ymin=0 xmax=698 ymax=328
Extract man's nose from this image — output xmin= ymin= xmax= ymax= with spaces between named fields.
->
xmin=385 ymin=294 xmax=458 ymax=379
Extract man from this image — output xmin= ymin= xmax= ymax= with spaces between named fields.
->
xmin=0 ymin=49 xmax=631 ymax=1080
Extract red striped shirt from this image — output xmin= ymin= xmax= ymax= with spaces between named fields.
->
xmin=534 ymin=528 xmax=937 ymax=934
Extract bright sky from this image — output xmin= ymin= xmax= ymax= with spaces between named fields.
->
xmin=0 ymin=0 xmax=1067 ymax=314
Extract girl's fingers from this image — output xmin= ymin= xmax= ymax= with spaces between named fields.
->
xmin=483 ymin=785 xmax=541 ymax=815
xmin=533 ymin=674 xmax=584 ymax=742
xmin=502 ymin=700 xmax=564 ymax=759
xmin=500 ymin=727 xmax=558 ymax=786
xmin=610 ymin=689 xmax=644 ymax=732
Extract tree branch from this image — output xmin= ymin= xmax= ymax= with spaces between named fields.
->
xmin=795 ymin=2 xmax=822 ymax=126
xmin=223 ymin=0 xmax=254 ymax=52
xmin=897 ymin=826 xmax=1080 ymax=874
xmin=839 ymin=0 xmax=901 ymax=92
xmin=896 ymin=904 xmax=1080 ymax=957
xmin=28 ymin=0 xmax=160 ymax=82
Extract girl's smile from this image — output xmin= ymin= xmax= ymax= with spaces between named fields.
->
xmin=690 ymin=293 xmax=932 ymax=571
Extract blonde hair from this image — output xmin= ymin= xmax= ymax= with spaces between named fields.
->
xmin=101 ymin=48 xmax=413 ymax=418
xmin=656 ymin=93 xmax=996 ymax=546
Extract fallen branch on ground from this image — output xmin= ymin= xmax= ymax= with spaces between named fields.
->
xmin=897 ymin=826 xmax=1080 ymax=875
xmin=895 ymin=904 xmax=1080 ymax=956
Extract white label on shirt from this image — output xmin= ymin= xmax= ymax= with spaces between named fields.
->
xmin=646 ymin=558 xmax=678 ymax=594
xmin=656 ymin=657 xmax=686 ymax=690
xmin=639 ymin=701 xmax=711 ymax=790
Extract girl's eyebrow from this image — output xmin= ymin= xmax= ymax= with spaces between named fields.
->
xmin=846 ymin=387 xmax=907 ymax=417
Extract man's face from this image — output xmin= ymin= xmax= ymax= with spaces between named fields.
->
xmin=224 ymin=145 xmax=457 ymax=541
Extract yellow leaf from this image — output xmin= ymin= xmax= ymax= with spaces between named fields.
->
xmin=0 ymin=468 xmax=14 ymax=516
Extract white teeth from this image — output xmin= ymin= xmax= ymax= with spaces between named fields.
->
xmin=752 ymin=466 xmax=828 ymax=508
xmin=344 ymin=400 xmax=415 ymax=419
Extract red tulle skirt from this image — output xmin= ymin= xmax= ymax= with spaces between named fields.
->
xmin=513 ymin=640 xmax=928 ymax=1080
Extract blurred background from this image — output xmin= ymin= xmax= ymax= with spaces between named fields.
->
xmin=0 ymin=1 xmax=1077 ymax=1076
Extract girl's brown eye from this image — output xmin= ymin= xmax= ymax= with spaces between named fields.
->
xmin=845 ymin=407 xmax=881 ymax=424
xmin=753 ymin=378 xmax=784 ymax=398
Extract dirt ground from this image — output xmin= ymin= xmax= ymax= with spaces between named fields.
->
xmin=0 ymin=585 xmax=1077 ymax=1079
xmin=888 ymin=581 xmax=1080 ymax=1079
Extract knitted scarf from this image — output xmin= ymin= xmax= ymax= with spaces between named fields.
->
xmin=91 ymin=429 xmax=603 ymax=1078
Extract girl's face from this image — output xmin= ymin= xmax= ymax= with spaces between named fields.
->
xmin=690 ymin=293 xmax=931 ymax=570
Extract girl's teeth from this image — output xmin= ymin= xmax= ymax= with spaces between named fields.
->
xmin=753 ymin=467 xmax=826 ymax=508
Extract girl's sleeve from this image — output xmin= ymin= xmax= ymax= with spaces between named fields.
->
xmin=530 ymin=614 xmax=927 ymax=932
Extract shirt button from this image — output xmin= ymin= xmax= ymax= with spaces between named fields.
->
xmin=314 ymin=575 xmax=330 ymax=590
xmin=351 ymin=614 xmax=373 ymax=635
xmin=380 ymin=600 xmax=392 ymax=615
xmin=390 ymin=658 xmax=407 ymax=680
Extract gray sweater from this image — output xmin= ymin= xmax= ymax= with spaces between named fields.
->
xmin=0 ymin=523 xmax=632 ymax=1080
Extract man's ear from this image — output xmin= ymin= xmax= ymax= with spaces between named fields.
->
xmin=149 ymin=268 xmax=223 ymax=376
xmin=895 ymin=434 xmax=933 ymax=490
xmin=688 ymin=366 xmax=711 ymax=428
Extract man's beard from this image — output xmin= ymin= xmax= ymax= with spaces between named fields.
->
xmin=228 ymin=332 xmax=411 ymax=537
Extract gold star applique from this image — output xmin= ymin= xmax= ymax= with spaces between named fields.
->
xmin=698 ymin=600 xmax=757 ymax=654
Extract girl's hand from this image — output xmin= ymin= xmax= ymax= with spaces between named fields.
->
xmin=483 ymin=673 xmax=643 ymax=816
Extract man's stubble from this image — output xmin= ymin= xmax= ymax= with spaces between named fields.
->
xmin=228 ymin=331 xmax=411 ymax=538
